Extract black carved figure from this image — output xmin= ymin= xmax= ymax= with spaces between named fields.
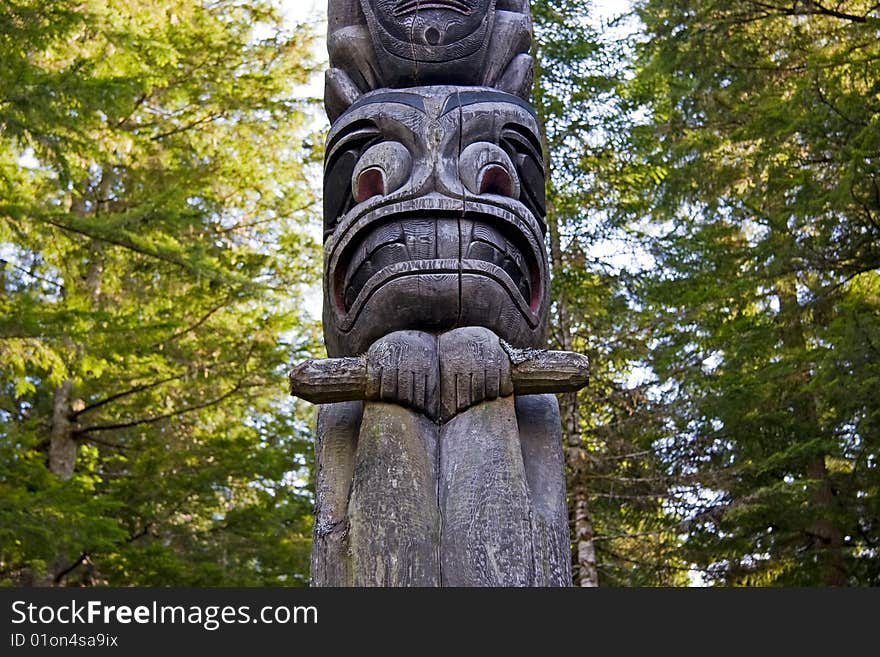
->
xmin=326 ymin=0 xmax=535 ymax=119
xmin=288 ymin=0 xmax=586 ymax=587
xmin=322 ymin=86 xmax=548 ymax=357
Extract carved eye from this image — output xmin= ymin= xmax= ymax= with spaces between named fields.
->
xmin=459 ymin=142 xmax=521 ymax=199
xmin=356 ymin=168 xmax=385 ymax=202
xmin=352 ymin=142 xmax=412 ymax=203
xmin=501 ymin=124 xmax=547 ymax=225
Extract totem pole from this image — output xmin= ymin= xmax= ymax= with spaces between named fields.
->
xmin=289 ymin=0 xmax=589 ymax=586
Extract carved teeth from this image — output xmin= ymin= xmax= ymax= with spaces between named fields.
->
xmin=339 ymin=213 xmax=538 ymax=316
xmin=393 ymin=1 xmax=472 ymax=17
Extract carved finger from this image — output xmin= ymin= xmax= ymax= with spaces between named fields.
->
xmin=412 ymin=371 xmax=427 ymax=413
xmin=456 ymin=373 xmax=472 ymax=414
xmin=485 ymin=366 xmax=501 ymax=399
xmin=424 ymin=374 xmax=440 ymax=421
xmin=398 ymin=370 xmax=414 ymax=408
xmin=499 ymin=358 xmax=514 ymax=397
xmin=380 ymin=367 xmax=398 ymax=402
xmin=365 ymin=365 xmax=381 ymax=400
xmin=471 ymin=369 xmax=486 ymax=405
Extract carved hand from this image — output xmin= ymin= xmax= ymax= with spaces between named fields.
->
xmin=438 ymin=327 xmax=514 ymax=423
xmin=365 ymin=330 xmax=439 ymax=419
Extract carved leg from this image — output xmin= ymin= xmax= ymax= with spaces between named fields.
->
xmin=439 ymin=396 xmax=534 ymax=586
xmin=516 ymin=394 xmax=571 ymax=586
xmin=310 ymin=330 xmax=573 ymax=587
xmin=311 ymin=401 xmax=362 ymax=587
xmin=347 ymin=402 xmax=441 ymax=586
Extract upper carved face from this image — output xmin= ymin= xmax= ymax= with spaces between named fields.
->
xmin=361 ymin=0 xmax=496 ymax=63
xmin=322 ymin=86 xmax=548 ymax=357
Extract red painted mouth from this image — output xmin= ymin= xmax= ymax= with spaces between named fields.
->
xmin=393 ymin=0 xmax=473 ymax=17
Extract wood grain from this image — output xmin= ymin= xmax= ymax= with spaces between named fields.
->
xmin=290 ymin=348 xmax=588 ymax=404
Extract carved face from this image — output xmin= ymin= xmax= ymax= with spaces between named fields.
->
xmin=323 ymin=86 xmax=548 ymax=357
xmin=360 ymin=0 xmax=495 ymax=63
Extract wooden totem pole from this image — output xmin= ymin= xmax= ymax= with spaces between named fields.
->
xmin=289 ymin=0 xmax=589 ymax=586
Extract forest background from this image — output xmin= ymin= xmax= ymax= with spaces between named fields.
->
xmin=1 ymin=0 xmax=877 ymax=587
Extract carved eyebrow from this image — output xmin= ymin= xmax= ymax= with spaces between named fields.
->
xmin=393 ymin=0 xmax=472 ymax=16
xmin=440 ymin=90 xmax=538 ymax=119
xmin=326 ymin=120 xmax=382 ymax=170
xmin=338 ymin=92 xmax=426 ymax=120
xmin=501 ymin=123 xmax=543 ymax=164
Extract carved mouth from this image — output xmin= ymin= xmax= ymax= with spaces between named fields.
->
xmin=334 ymin=210 xmax=540 ymax=321
xmin=393 ymin=0 xmax=472 ymax=16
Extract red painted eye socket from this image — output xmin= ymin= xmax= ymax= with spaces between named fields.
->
xmin=351 ymin=141 xmax=412 ymax=204
xmin=459 ymin=142 xmax=521 ymax=199
xmin=355 ymin=168 xmax=386 ymax=203
xmin=478 ymin=164 xmax=515 ymax=197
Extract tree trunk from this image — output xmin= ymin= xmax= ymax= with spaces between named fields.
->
xmin=777 ymin=275 xmax=846 ymax=586
xmin=806 ymin=455 xmax=846 ymax=587
xmin=49 ymin=379 xmax=76 ymax=480
xmin=573 ymin=477 xmax=599 ymax=587
xmin=562 ymin=391 xmax=599 ymax=587
xmin=545 ymin=185 xmax=599 ymax=587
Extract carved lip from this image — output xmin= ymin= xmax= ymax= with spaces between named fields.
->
xmin=338 ymin=213 xmax=537 ymax=311
xmin=327 ymin=200 xmax=545 ymax=333
xmin=393 ymin=0 xmax=472 ymax=16
xmin=335 ymin=258 xmax=539 ymax=334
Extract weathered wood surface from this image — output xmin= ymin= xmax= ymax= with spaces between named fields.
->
xmin=347 ymin=403 xmax=440 ymax=586
xmin=439 ymin=397 xmax=534 ymax=586
xmin=289 ymin=348 xmax=589 ymax=405
xmin=325 ymin=0 xmax=535 ymax=120
xmin=309 ymin=394 xmax=572 ymax=587
xmin=309 ymin=1 xmax=579 ymax=587
xmin=290 ymin=357 xmax=367 ymax=405
xmin=516 ymin=394 xmax=570 ymax=586
xmin=311 ymin=401 xmax=362 ymax=586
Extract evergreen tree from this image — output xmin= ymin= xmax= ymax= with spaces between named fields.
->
xmin=534 ymin=0 xmax=689 ymax=586
xmin=626 ymin=0 xmax=880 ymax=585
xmin=0 ymin=0 xmax=322 ymax=586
